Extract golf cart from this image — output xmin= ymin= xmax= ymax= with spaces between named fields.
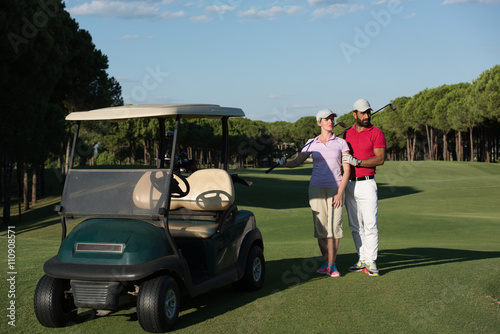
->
xmin=34 ymin=104 xmax=265 ymax=332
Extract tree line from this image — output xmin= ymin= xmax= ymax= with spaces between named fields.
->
xmin=1 ymin=1 xmax=498 ymax=225
xmin=1 ymin=1 xmax=123 ymax=225
xmin=69 ymin=61 xmax=500 ymax=173
xmin=348 ymin=64 xmax=500 ymax=163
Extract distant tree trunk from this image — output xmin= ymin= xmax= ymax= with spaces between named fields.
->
xmin=130 ymin=142 xmax=136 ymax=165
xmin=143 ymin=139 xmax=148 ymax=165
xmin=199 ymin=150 xmax=204 ymax=169
xmin=411 ymin=132 xmax=417 ymax=161
xmin=456 ymin=131 xmax=463 ymax=161
xmin=494 ymin=132 xmax=498 ymax=162
xmin=23 ymin=166 xmax=29 ymax=211
xmin=484 ymin=128 xmax=491 ymax=163
xmin=406 ymin=133 xmax=411 ymax=161
xmin=2 ymin=161 xmax=13 ymax=226
xmin=32 ymin=168 xmax=37 ymax=206
xmin=443 ymin=132 xmax=449 ymax=161
xmin=469 ymin=126 xmax=474 ymax=162
xmin=153 ymin=141 xmax=157 ymax=166
xmin=425 ymin=125 xmax=432 ymax=160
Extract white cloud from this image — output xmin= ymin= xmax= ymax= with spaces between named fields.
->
xmin=311 ymin=4 xmax=364 ymax=20
xmin=69 ymin=1 xmax=159 ymax=18
xmin=443 ymin=0 xmax=500 ymax=3
xmin=238 ymin=6 xmax=304 ymax=21
xmin=404 ymin=13 xmax=416 ymax=19
xmin=372 ymin=0 xmax=403 ymax=5
xmin=205 ymin=5 xmax=237 ymax=15
xmin=308 ymin=0 xmax=347 ymax=6
xmin=191 ymin=15 xmax=213 ymax=23
xmin=68 ymin=1 xmax=184 ymax=20
xmin=159 ymin=11 xmax=185 ymax=20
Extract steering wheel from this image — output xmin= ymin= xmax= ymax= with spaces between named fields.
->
xmin=171 ymin=172 xmax=190 ymax=198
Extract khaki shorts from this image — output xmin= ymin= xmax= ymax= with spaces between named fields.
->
xmin=308 ymin=184 xmax=344 ymax=239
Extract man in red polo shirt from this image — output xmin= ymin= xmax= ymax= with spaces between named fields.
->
xmin=342 ymin=99 xmax=386 ymax=276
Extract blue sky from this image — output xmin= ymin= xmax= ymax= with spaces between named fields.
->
xmin=66 ymin=0 xmax=500 ymax=122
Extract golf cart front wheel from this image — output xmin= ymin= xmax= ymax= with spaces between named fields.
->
xmin=233 ymin=245 xmax=265 ymax=291
xmin=137 ymin=275 xmax=180 ymax=333
xmin=34 ymin=275 xmax=77 ymax=328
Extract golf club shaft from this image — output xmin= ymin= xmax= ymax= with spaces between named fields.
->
xmin=371 ymin=103 xmax=394 ymax=116
xmin=338 ymin=128 xmax=348 ymax=138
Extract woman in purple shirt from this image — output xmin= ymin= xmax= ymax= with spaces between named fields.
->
xmin=280 ymin=109 xmax=351 ymax=277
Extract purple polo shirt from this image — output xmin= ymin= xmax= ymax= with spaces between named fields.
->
xmin=301 ymin=134 xmax=350 ymax=188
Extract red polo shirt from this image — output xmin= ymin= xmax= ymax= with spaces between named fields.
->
xmin=344 ymin=125 xmax=386 ymax=177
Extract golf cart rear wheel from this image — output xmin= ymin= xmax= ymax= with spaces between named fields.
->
xmin=34 ymin=275 xmax=77 ymax=328
xmin=137 ymin=275 xmax=180 ymax=333
xmin=233 ymin=245 xmax=265 ymax=291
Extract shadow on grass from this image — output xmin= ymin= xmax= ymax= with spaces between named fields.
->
xmin=377 ymin=182 xmax=421 ymax=200
xmin=235 ymin=175 xmax=420 ymax=209
xmin=378 ymin=248 xmax=500 ymax=274
xmin=164 ymin=255 xmax=333 ymax=331
xmin=40 ymin=248 xmax=500 ymax=330
xmin=0 ymin=200 xmax=60 ymax=235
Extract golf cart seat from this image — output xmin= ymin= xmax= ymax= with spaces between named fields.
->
xmin=133 ymin=169 xmax=236 ymax=238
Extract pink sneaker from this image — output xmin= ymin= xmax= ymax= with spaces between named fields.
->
xmin=326 ymin=264 xmax=340 ymax=277
xmin=316 ymin=261 xmax=328 ymax=274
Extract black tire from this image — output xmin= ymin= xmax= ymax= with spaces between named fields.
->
xmin=34 ymin=275 xmax=77 ymax=328
xmin=232 ymin=245 xmax=265 ymax=291
xmin=137 ymin=275 xmax=180 ymax=333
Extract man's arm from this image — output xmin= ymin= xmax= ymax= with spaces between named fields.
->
xmin=357 ymin=147 xmax=385 ymax=167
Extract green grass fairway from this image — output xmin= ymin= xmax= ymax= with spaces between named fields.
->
xmin=1 ymin=161 xmax=499 ymax=333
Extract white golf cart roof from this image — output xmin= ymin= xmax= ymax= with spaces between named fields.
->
xmin=66 ymin=104 xmax=245 ymax=121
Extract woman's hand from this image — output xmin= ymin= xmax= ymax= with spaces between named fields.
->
xmin=332 ymin=192 xmax=343 ymax=209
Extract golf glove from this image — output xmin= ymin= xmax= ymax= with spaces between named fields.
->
xmin=342 ymin=154 xmax=358 ymax=166
xmin=278 ymin=157 xmax=287 ymax=166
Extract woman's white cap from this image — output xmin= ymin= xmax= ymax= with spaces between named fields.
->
xmin=316 ymin=109 xmax=337 ymax=121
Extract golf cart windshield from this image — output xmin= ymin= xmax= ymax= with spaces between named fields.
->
xmin=60 ymin=169 xmax=171 ymax=219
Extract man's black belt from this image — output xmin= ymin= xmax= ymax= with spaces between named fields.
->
xmin=350 ymin=175 xmax=375 ymax=181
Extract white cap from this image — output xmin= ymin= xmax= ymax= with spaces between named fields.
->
xmin=316 ymin=109 xmax=337 ymax=122
xmin=353 ymin=99 xmax=372 ymax=112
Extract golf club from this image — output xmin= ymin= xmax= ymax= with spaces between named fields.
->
xmin=335 ymin=121 xmax=347 ymax=128
xmin=338 ymin=128 xmax=349 ymax=138
xmin=370 ymin=103 xmax=397 ymax=116
xmin=265 ymin=121 xmax=347 ymax=174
